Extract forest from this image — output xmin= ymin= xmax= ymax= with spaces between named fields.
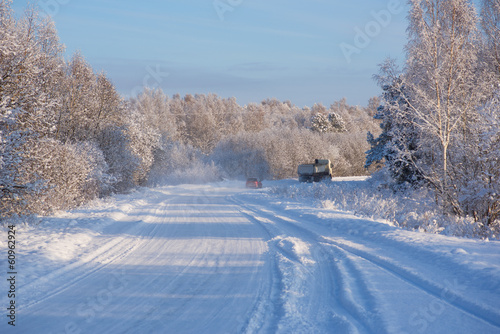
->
xmin=1 ymin=0 xmax=499 ymax=235
xmin=0 ymin=1 xmax=379 ymax=217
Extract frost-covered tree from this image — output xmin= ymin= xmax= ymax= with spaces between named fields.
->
xmin=0 ymin=2 xmax=140 ymax=215
xmin=125 ymin=107 xmax=161 ymax=186
xmin=211 ymin=127 xmax=354 ymax=180
xmin=56 ymin=52 xmax=125 ymax=143
xmin=56 ymin=52 xmax=97 ymax=142
xmin=0 ymin=125 xmax=42 ymax=217
xmin=366 ymin=60 xmax=422 ymax=185
xmin=328 ymin=112 xmax=347 ymax=132
xmin=311 ymin=113 xmax=331 ymax=133
xmin=22 ymin=139 xmax=94 ymax=214
xmin=97 ymin=126 xmax=139 ymax=192
xmin=367 ymin=96 xmax=381 ymax=117
xmin=1 ymin=2 xmax=64 ymax=136
xmin=451 ymin=93 xmax=500 ymax=226
xmin=0 ymin=1 xmax=66 ymax=216
xmin=311 ymin=112 xmax=347 ymax=133
xmin=367 ymin=1 xmax=500 ymax=229
xmin=481 ymin=0 xmax=500 ymax=77
xmin=243 ymin=103 xmax=266 ymax=133
xmin=404 ymin=0 xmax=487 ymax=212
xmin=92 ymin=72 xmax=124 ymax=138
xmin=168 ymin=94 xmax=220 ymax=153
xmin=219 ymin=96 xmax=244 ymax=135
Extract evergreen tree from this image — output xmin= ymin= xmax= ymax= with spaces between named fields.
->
xmin=311 ymin=112 xmax=347 ymax=133
xmin=366 ymin=69 xmax=421 ymax=185
xmin=311 ymin=113 xmax=330 ymax=133
xmin=328 ymin=112 xmax=347 ymax=133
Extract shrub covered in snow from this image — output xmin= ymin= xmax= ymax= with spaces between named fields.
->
xmin=269 ymin=172 xmax=499 ymax=240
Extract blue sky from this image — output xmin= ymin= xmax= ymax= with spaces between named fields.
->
xmin=12 ymin=0 xmax=410 ymax=107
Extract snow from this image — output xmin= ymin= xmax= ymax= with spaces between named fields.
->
xmin=1 ymin=179 xmax=500 ymax=333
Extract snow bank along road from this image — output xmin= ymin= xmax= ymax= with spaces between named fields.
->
xmin=1 ymin=180 xmax=500 ymax=333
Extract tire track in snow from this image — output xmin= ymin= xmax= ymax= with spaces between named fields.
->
xmin=308 ymin=247 xmax=361 ymax=333
xmin=233 ymin=205 xmax=285 ymax=334
xmin=238 ymin=193 xmax=500 ymax=331
xmin=318 ymin=243 xmax=386 ymax=334
xmin=106 ymin=198 xmax=226 ymax=332
xmin=106 ymin=190 xmax=269 ymax=334
xmin=19 ymin=199 xmax=170 ymax=312
xmin=231 ymin=196 xmax=383 ymax=333
xmin=240 ymin=249 xmax=283 ymax=334
xmin=320 ymin=236 xmax=500 ymax=330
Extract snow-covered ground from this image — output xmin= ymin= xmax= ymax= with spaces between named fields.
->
xmin=1 ymin=179 xmax=499 ymax=333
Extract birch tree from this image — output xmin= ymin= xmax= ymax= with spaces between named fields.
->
xmin=56 ymin=52 xmax=96 ymax=142
xmin=481 ymin=0 xmax=500 ymax=77
xmin=404 ymin=0 xmax=484 ymax=212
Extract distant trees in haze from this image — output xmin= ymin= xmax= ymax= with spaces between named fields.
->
xmin=134 ymin=90 xmax=377 ymax=183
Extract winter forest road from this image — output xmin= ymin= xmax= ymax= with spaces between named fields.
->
xmin=7 ymin=182 xmax=500 ymax=333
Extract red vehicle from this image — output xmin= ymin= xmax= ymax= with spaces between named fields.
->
xmin=246 ymin=178 xmax=262 ymax=188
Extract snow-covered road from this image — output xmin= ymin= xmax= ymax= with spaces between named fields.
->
xmin=2 ymin=181 xmax=500 ymax=333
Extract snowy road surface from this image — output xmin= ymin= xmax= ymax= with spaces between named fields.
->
xmin=2 ymin=180 xmax=500 ymax=333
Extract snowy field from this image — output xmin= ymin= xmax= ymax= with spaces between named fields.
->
xmin=1 ymin=179 xmax=500 ymax=333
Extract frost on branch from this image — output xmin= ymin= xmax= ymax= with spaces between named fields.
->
xmin=367 ymin=0 xmax=500 ymax=232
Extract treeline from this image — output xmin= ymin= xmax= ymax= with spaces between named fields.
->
xmin=136 ymin=90 xmax=379 ymax=186
xmin=0 ymin=2 xmax=378 ymax=218
xmin=0 ymin=2 xmax=131 ymax=217
xmin=366 ymin=0 xmax=500 ymax=230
